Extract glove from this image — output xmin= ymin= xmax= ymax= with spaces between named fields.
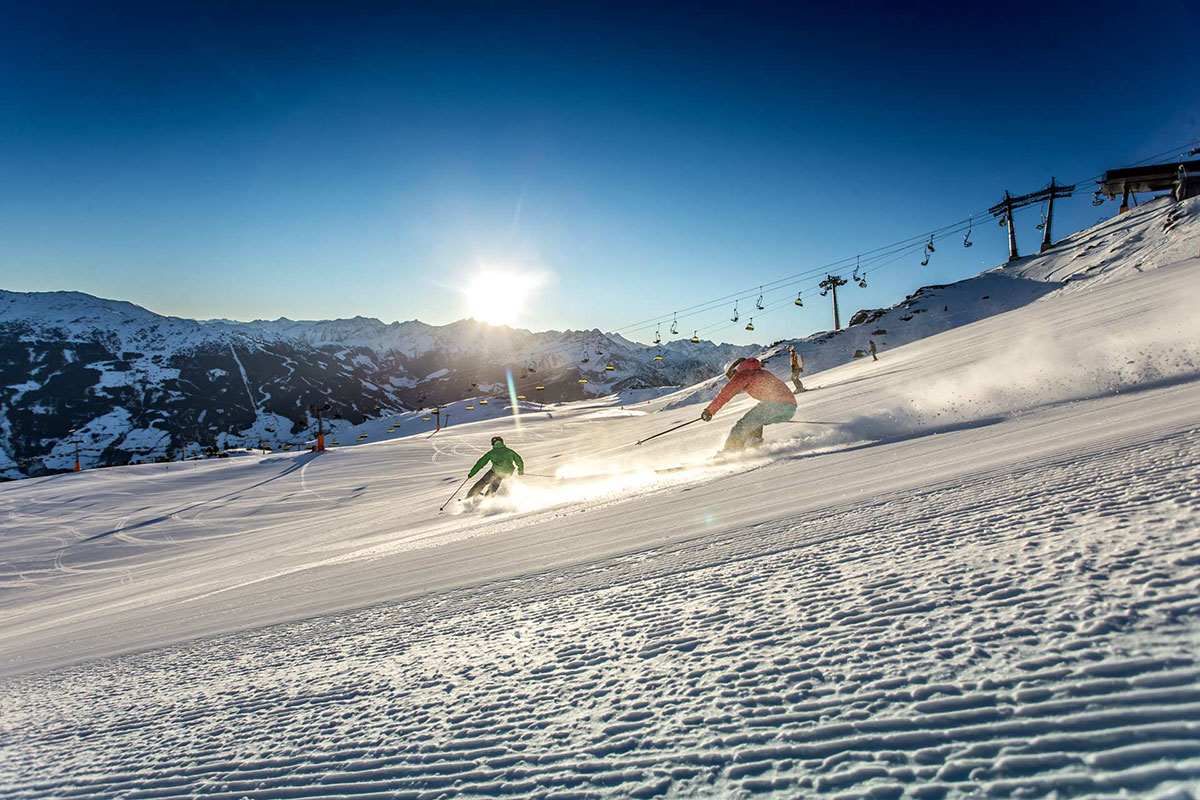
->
xmin=518 ymin=470 xmax=524 ymax=476
xmin=701 ymin=409 xmax=712 ymax=422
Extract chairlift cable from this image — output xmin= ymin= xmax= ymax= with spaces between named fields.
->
xmin=615 ymin=137 xmax=1196 ymax=340
xmin=469 ymin=137 xmax=1198 ymax=380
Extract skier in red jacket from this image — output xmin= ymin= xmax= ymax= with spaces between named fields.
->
xmin=701 ymin=357 xmax=797 ymax=452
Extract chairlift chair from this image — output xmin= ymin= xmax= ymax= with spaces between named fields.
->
xmin=670 ymin=314 xmax=678 ymax=335
xmin=858 ymin=274 xmax=868 ymax=288
xmin=756 ymin=286 xmax=765 ymax=310
xmin=921 ymin=252 xmax=930 ymax=267
xmin=794 ymin=292 xmax=804 ymax=307
xmin=690 ymin=331 xmax=700 ymax=343
xmin=926 ymin=236 xmax=935 ymax=253
xmin=731 ymin=301 xmax=739 ymax=323
xmin=745 ymin=319 xmax=755 ymax=331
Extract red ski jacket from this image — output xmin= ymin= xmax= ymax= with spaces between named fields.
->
xmin=706 ymin=358 xmax=797 ymax=416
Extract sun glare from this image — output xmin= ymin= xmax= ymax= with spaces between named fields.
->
xmin=463 ymin=269 xmax=544 ymax=327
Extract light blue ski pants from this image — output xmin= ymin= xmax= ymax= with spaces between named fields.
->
xmin=727 ymin=400 xmax=796 ymax=448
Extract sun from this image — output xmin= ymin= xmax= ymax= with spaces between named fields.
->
xmin=463 ymin=269 xmax=544 ymax=327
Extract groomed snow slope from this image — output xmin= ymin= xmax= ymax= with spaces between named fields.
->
xmin=2 ymin=256 xmax=1199 ymax=796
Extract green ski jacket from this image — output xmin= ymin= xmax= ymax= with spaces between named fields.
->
xmin=469 ymin=443 xmax=525 ymax=477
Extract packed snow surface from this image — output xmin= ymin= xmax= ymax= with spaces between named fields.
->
xmin=2 ymin=242 xmax=1200 ymax=794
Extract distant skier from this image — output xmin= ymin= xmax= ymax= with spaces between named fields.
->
xmin=701 ymin=357 xmax=797 ymax=452
xmin=868 ymin=340 xmax=878 ymax=361
xmin=466 ymin=436 xmax=524 ymax=498
xmin=788 ymin=346 xmax=807 ymax=393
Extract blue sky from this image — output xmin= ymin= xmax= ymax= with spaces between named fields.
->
xmin=2 ymin=1 xmax=1197 ymax=345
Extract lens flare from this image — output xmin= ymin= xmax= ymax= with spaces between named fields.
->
xmin=506 ymin=368 xmax=521 ymax=431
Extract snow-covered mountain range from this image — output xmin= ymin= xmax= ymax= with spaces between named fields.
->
xmin=0 ymin=295 xmax=755 ymax=479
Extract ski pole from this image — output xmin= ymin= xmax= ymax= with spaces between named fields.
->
xmin=439 ymin=475 xmax=472 ymax=512
xmin=783 ymin=420 xmax=842 ymax=425
xmin=636 ymin=418 xmax=701 ymax=446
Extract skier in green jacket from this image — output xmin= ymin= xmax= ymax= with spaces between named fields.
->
xmin=466 ymin=436 xmax=525 ymax=498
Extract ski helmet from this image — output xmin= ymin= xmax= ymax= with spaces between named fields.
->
xmin=726 ymin=357 xmax=746 ymax=379
xmin=491 ymin=436 xmax=504 ymax=446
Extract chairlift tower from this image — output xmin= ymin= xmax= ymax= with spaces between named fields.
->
xmin=1040 ymin=178 xmax=1073 ymax=252
xmin=989 ymin=178 xmax=1076 ymax=261
xmin=818 ymin=274 xmax=848 ymax=331
xmin=310 ymin=402 xmax=331 ymax=451
xmin=992 ymin=190 xmax=1019 ymax=261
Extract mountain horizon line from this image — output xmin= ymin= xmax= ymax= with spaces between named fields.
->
xmin=0 ymin=287 xmax=754 ymax=349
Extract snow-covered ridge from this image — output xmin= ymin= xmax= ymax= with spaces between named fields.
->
xmin=1 ymin=289 xmax=745 ymax=363
xmin=1006 ymin=195 xmax=1199 ymax=285
xmin=0 ymin=289 xmax=232 ymax=355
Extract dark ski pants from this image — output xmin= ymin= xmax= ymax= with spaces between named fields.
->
xmin=724 ymin=400 xmax=796 ymax=452
xmin=467 ymin=469 xmax=505 ymax=498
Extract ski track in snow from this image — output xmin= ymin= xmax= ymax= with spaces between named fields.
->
xmin=2 ymin=423 xmax=1199 ymax=799
xmin=227 ymin=343 xmax=260 ymax=413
